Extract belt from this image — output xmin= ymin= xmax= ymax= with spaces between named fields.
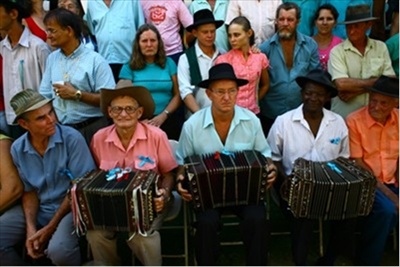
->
xmin=65 ymin=117 xmax=102 ymax=129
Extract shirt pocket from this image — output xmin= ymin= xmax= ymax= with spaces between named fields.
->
xmin=134 ymin=158 xmax=157 ymax=171
xmin=365 ymin=58 xmax=385 ymax=77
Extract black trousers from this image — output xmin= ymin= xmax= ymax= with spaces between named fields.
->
xmin=194 ymin=204 xmax=268 ymax=266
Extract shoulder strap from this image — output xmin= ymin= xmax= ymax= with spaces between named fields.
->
xmin=185 ymin=46 xmax=202 ymax=86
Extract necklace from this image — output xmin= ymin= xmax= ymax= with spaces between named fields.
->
xmin=60 ymin=53 xmax=82 ymax=82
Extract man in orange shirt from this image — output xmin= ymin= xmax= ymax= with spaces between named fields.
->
xmin=346 ymin=75 xmax=399 ymax=266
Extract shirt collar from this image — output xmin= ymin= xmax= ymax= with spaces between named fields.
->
xmin=269 ymin=30 xmax=306 ymax=46
xmin=105 ymin=123 xmax=148 ymax=151
xmin=2 ymin=27 xmax=31 ymax=49
xmin=61 ymin=42 xmax=85 ymax=59
xmin=194 ymin=40 xmax=220 ymax=59
xmin=292 ymin=104 xmax=338 ymax=123
xmin=363 ymin=106 xmax=398 ymax=128
xmin=343 ymin=37 xmax=374 ymax=52
xmin=22 ymin=123 xmax=63 ymax=154
xmin=202 ymin=105 xmax=252 ymax=129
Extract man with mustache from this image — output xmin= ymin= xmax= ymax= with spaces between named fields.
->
xmin=259 ymin=2 xmax=320 ymax=136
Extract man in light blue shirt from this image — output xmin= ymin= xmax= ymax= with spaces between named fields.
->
xmin=39 ymin=8 xmax=115 ymax=144
xmin=0 ymin=89 xmax=96 ymax=265
xmin=85 ymin=0 xmax=145 ymax=81
xmin=176 ymin=63 xmax=277 ymax=266
xmin=259 ymin=2 xmax=320 ymax=136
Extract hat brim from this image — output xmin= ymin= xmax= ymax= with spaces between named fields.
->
xmin=198 ymin=78 xmax=249 ymax=89
xmin=186 ymin=20 xmax=224 ymax=32
xmin=100 ymin=86 xmax=155 ymax=119
xmin=365 ymin=86 xmax=399 ymax=98
xmin=339 ymin=17 xmax=379 ymax=25
xmin=296 ymin=77 xmax=338 ymax=98
xmin=13 ymin=98 xmax=54 ymax=124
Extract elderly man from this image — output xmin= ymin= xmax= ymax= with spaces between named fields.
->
xmin=176 ymin=63 xmax=277 ymax=265
xmin=178 ymin=9 xmax=225 ymax=118
xmin=328 ymin=4 xmax=395 ymax=119
xmin=39 ymin=8 xmax=115 ymax=144
xmin=0 ymin=89 xmax=96 ymax=265
xmin=267 ymin=69 xmax=354 ymax=265
xmin=87 ymin=80 xmax=177 ymax=266
xmin=346 ymin=76 xmax=399 ymax=265
xmin=259 ymin=2 xmax=321 ymax=136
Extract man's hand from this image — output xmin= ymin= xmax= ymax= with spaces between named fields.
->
xmin=266 ymin=162 xmax=277 ymax=189
xmin=25 ymin=225 xmax=55 ymax=259
xmin=53 ymin=82 xmax=78 ymax=100
xmin=176 ymin=174 xmax=192 ymax=202
xmin=154 ymin=188 xmax=171 ymax=213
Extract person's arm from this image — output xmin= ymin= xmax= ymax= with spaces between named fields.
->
xmin=176 ymin=166 xmax=192 ymax=202
xmin=0 ymin=139 xmax=23 ymax=212
xmin=22 ymin=191 xmax=41 ymax=259
xmin=147 ymin=74 xmax=182 ymax=127
xmin=177 ymin=55 xmax=200 ymax=113
xmin=154 ymin=172 xmax=175 ymax=213
xmin=353 ymin=158 xmax=399 ymax=213
xmin=52 ymin=82 xmax=100 ymax=106
xmin=26 ymin=194 xmax=72 ymax=259
xmin=258 ymin=68 xmax=270 ymax=100
xmin=333 ymin=77 xmax=377 ymax=102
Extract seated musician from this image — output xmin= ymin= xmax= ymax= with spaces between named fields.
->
xmin=176 ymin=63 xmax=277 ymax=265
xmin=346 ymin=76 xmax=399 ymax=266
xmin=0 ymin=89 xmax=96 ymax=265
xmin=266 ymin=69 xmax=355 ymax=265
xmin=87 ymin=80 xmax=177 ymax=265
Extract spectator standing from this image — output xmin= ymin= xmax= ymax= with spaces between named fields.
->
xmin=177 ymin=9 xmax=225 ymax=117
xmin=58 ymin=0 xmax=97 ymax=51
xmin=189 ymin=0 xmax=229 ymax=52
xmin=259 ymin=2 xmax=320 ymax=136
xmin=328 ymin=4 xmax=395 ymax=119
xmin=312 ymin=4 xmax=342 ymax=71
xmin=283 ymin=0 xmax=321 ymax=36
xmin=0 ymin=0 xmax=51 ymax=139
xmin=24 ymin=0 xmax=47 ymax=42
xmin=385 ymin=33 xmax=399 ymax=77
xmin=225 ymin=0 xmax=282 ymax=46
xmin=119 ymin=23 xmax=183 ymax=140
xmin=39 ymin=8 xmax=115 ymax=144
xmin=215 ymin=16 xmax=269 ymax=115
xmin=141 ymin=0 xmax=193 ymax=64
xmin=85 ymin=0 xmax=145 ymax=82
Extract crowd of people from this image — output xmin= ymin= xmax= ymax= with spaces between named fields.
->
xmin=0 ymin=0 xmax=398 ymax=266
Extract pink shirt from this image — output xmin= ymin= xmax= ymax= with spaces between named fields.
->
xmin=141 ymin=0 xmax=193 ymax=56
xmin=317 ymin=35 xmax=342 ymax=71
xmin=346 ymin=106 xmax=399 ymax=185
xmin=90 ymin=123 xmax=177 ymax=175
xmin=215 ymin=49 xmax=269 ymax=114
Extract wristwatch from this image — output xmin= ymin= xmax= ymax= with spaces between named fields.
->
xmin=74 ymin=90 xmax=82 ymax=101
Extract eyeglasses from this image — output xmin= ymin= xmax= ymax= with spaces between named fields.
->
xmin=110 ymin=106 xmax=139 ymax=115
xmin=210 ymin=89 xmax=238 ymax=97
xmin=45 ymin=28 xmax=58 ymax=35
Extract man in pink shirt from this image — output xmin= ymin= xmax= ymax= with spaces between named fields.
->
xmin=346 ymin=75 xmax=399 ymax=266
xmin=141 ymin=0 xmax=193 ymax=64
xmin=87 ymin=80 xmax=177 ymax=266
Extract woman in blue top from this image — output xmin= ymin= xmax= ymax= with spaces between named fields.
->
xmin=119 ymin=23 xmax=183 ymax=140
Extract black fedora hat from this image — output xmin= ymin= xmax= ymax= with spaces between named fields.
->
xmin=1 ymin=0 xmax=30 ymax=18
xmin=198 ymin=63 xmax=248 ymax=89
xmin=340 ymin=4 xmax=378 ymax=25
xmin=296 ymin=69 xmax=338 ymax=97
xmin=365 ymin=76 xmax=399 ymax=98
xmin=186 ymin=9 xmax=224 ymax=32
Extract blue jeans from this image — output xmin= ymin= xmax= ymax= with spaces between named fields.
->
xmin=357 ymin=184 xmax=399 ymax=265
xmin=0 ymin=205 xmax=81 ymax=265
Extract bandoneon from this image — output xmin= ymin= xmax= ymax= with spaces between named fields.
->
xmin=184 ymin=150 xmax=269 ymax=211
xmin=288 ymin=157 xmax=376 ymax=220
xmin=71 ymin=169 xmax=159 ymax=236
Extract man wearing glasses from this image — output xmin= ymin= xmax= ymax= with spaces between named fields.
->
xmin=176 ymin=63 xmax=277 ymax=265
xmin=39 ymin=8 xmax=115 ymax=144
xmin=87 ymin=80 xmax=177 ymax=266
